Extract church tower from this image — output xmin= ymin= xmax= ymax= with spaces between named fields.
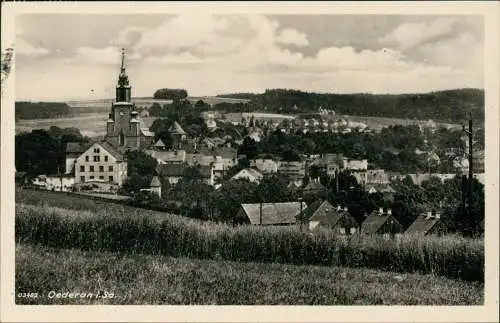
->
xmin=105 ymin=48 xmax=153 ymax=152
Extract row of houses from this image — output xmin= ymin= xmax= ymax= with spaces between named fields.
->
xmin=237 ymin=200 xmax=445 ymax=236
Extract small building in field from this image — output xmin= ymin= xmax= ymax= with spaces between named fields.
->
xmin=405 ymin=210 xmax=447 ymax=236
xmin=236 ymin=201 xmax=307 ymax=226
xmin=304 ymin=200 xmax=359 ymax=234
xmin=361 ymin=207 xmax=404 ymax=236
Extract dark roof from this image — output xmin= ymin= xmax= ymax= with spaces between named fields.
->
xmin=157 ymin=164 xmax=212 ymax=178
xmin=240 ymin=202 xmax=307 ymax=225
xmin=305 ymin=200 xmax=358 ymax=228
xmin=405 ymin=214 xmax=441 ymax=235
xmin=99 ymin=141 xmax=124 ymax=162
xmin=65 ymin=142 xmax=92 ymax=154
xmin=361 ymin=212 xmax=402 ymax=234
xmin=169 ymin=121 xmax=186 ymax=135
xmin=303 ymin=180 xmax=326 ymax=192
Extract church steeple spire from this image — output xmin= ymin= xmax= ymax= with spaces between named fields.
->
xmin=116 ymin=48 xmax=131 ymax=102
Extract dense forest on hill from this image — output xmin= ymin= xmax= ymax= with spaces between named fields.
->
xmin=15 ymin=102 xmax=73 ymax=120
xmin=217 ymin=88 xmax=484 ymax=123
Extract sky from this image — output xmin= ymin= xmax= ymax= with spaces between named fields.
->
xmin=15 ymin=14 xmax=484 ymax=101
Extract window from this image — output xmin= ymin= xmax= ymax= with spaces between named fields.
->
xmin=108 ymin=166 xmax=114 ymax=172
xmin=90 ymin=176 xmax=94 ymax=180
xmin=79 ymin=165 xmax=85 ymax=172
xmin=80 ymin=176 xmax=85 ymax=182
xmin=93 ymin=156 xmax=100 ymax=162
xmin=99 ymin=166 xmax=104 ymax=172
xmin=85 ymin=156 xmax=89 ymax=162
xmin=94 ymin=148 xmax=100 ymax=153
xmin=109 ymin=176 xmax=114 ymax=182
xmin=99 ymin=175 xmax=104 ymax=180
xmin=89 ymin=166 xmax=94 ymax=172
xmin=104 ymin=156 xmax=108 ymax=162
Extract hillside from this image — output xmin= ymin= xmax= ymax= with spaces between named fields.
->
xmin=217 ymin=88 xmax=484 ymax=123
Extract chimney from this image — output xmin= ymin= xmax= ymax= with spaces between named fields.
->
xmin=387 ymin=209 xmax=392 ymax=215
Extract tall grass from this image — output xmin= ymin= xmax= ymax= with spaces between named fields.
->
xmin=15 ymin=203 xmax=484 ymax=281
xmin=16 ymin=244 xmax=484 ymax=305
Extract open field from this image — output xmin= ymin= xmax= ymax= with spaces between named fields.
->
xmin=15 ymin=112 xmax=158 ymax=137
xmin=15 ymin=192 xmax=484 ymax=281
xmin=15 ymin=107 xmax=461 ymax=137
xmin=15 ymin=243 xmax=483 ymax=305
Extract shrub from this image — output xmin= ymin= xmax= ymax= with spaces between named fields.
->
xmin=15 ymin=203 xmax=484 ymax=282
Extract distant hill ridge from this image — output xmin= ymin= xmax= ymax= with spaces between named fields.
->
xmin=216 ymin=88 xmax=484 ymax=123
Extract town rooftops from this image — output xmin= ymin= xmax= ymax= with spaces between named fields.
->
xmin=303 ymin=179 xmax=326 ymax=192
xmin=240 ymin=202 xmax=307 ymax=225
xmin=153 ymin=139 xmax=166 ymax=148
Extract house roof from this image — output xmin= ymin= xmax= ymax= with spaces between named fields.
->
xmin=65 ymin=142 xmax=92 ymax=154
xmin=240 ymin=202 xmax=307 ymax=225
xmin=303 ymin=180 xmax=326 ymax=192
xmin=150 ymin=176 xmax=161 ymax=187
xmin=405 ymin=214 xmax=441 ymax=235
xmin=141 ymin=128 xmax=155 ymax=137
xmin=366 ymin=183 xmax=396 ymax=194
xmin=198 ymin=147 xmax=237 ymax=159
xmin=169 ymin=121 xmax=186 ymax=135
xmin=153 ymin=139 xmax=166 ymax=148
xmin=98 ymin=141 xmax=124 ymax=162
xmin=231 ymin=168 xmax=263 ymax=181
xmin=304 ymin=200 xmax=358 ymax=228
xmin=145 ymin=150 xmax=186 ymax=163
xmin=157 ymin=164 xmax=212 ymax=178
xmin=361 ymin=213 xmax=401 ymax=234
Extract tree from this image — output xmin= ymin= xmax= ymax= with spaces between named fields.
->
xmin=256 ymin=175 xmax=291 ymax=203
xmin=214 ymin=179 xmax=259 ymax=224
xmin=153 ymin=88 xmax=188 ymax=100
xmin=15 ymin=130 xmax=63 ymax=177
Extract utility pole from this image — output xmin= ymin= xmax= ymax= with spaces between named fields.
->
xmin=462 ymin=112 xmax=474 ymax=229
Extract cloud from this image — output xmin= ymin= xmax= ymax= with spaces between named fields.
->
xmin=379 ymin=17 xmax=457 ymax=50
xmin=114 ymin=26 xmax=147 ymax=47
xmin=15 ymin=38 xmax=50 ymax=57
xmin=276 ymin=28 xmax=309 ymax=47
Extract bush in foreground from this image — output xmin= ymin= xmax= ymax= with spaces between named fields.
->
xmin=15 ymin=203 xmax=484 ymax=282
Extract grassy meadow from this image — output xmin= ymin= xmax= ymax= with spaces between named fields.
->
xmin=16 ymin=243 xmax=483 ymax=305
xmin=14 ymin=189 xmax=484 ymax=304
xmin=16 ymin=200 xmax=484 ymax=282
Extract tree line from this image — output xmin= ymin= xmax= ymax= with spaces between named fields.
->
xmin=216 ymin=88 xmax=484 ymax=123
xmin=15 ymin=102 xmax=74 ymax=120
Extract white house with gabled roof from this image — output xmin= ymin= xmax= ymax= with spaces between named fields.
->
xmin=74 ymin=141 xmax=128 ymax=188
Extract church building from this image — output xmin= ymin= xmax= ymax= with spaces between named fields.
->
xmin=105 ymin=48 xmax=155 ymax=153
